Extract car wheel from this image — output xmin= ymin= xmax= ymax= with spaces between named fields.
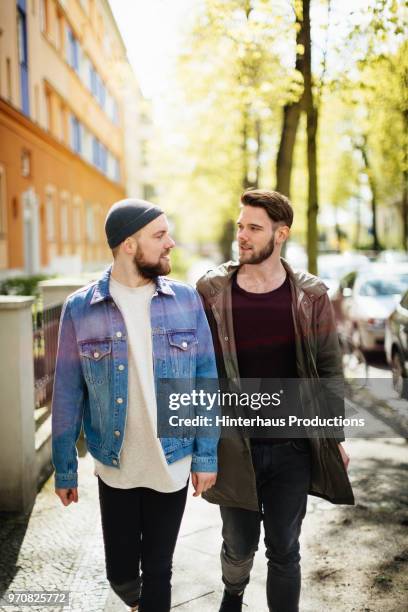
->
xmin=391 ymin=351 xmax=408 ymax=399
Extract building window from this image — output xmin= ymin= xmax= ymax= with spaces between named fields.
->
xmin=60 ymin=103 xmax=67 ymax=143
xmin=21 ymin=149 xmax=31 ymax=178
xmin=90 ymin=64 xmax=97 ymax=96
xmin=112 ymin=98 xmax=119 ymax=125
xmin=17 ymin=4 xmax=30 ymax=116
xmin=70 ymin=115 xmax=82 ymax=153
xmin=98 ymin=78 xmax=106 ymax=109
xmin=81 ymin=125 xmax=91 ymax=163
xmin=81 ymin=52 xmax=90 ymax=88
xmin=92 ymin=138 xmax=105 ymax=173
xmin=60 ymin=193 xmax=69 ymax=242
xmin=92 ymin=136 xmax=100 ymax=168
xmin=85 ymin=203 xmax=95 ymax=242
xmin=99 ymin=143 xmax=107 ymax=174
xmin=66 ymin=25 xmax=79 ymax=72
xmin=45 ymin=190 xmax=55 ymax=241
xmin=17 ymin=13 xmax=28 ymax=66
xmin=72 ymin=200 xmax=81 ymax=243
xmin=114 ymin=158 xmax=120 ymax=183
xmin=45 ymin=88 xmax=52 ymax=131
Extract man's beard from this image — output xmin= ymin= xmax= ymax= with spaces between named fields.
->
xmin=239 ymin=233 xmax=275 ymax=265
xmin=133 ymin=249 xmax=171 ymax=279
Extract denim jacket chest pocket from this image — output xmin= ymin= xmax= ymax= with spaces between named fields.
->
xmin=166 ymin=330 xmax=198 ymax=377
xmin=79 ymin=339 xmax=112 ymax=386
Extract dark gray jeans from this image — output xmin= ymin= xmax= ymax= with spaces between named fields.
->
xmin=220 ymin=439 xmax=311 ymax=612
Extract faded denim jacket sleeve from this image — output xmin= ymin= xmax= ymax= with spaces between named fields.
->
xmin=191 ymin=291 xmax=220 ymax=473
xmin=51 ymin=299 xmax=85 ymax=489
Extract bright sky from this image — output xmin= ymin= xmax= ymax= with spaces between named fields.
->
xmin=109 ymin=0 xmax=197 ymax=100
xmin=108 ymin=0 xmax=371 ymax=115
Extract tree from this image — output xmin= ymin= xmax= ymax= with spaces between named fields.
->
xmin=160 ymin=0 xmax=292 ymax=256
xmin=335 ymin=0 xmax=408 ymax=249
xmin=275 ymin=1 xmax=305 ymax=199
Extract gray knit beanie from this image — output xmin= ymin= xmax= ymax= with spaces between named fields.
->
xmin=105 ymin=198 xmax=163 ymax=249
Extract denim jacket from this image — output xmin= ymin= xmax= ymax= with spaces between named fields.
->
xmin=51 ymin=266 xmax=219 ymax=489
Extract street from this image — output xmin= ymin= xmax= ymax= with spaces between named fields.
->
xmin=1 ymin=367 xmax=407 ymax=612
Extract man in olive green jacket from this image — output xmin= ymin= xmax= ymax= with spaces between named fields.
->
xmin=196 ymin=189 xmax=353 ymax=612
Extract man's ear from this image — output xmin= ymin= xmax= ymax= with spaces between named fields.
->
xmin=276 ymin=225 xmax=290 ymax=245
xmin=123 ymin=237 xmax=137 ymax=255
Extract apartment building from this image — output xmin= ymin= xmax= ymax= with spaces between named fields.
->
xmin=0 ymin=0 xmax=150 ymax=276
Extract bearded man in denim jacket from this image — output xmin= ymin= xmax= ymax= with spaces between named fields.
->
xmin=51 ymin=198 xmax=218 ymax=612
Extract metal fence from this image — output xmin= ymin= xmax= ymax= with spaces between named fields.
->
xmin=33 ymin=301 xmax=62 ymax=411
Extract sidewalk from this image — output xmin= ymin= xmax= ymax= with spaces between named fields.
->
xmin=1 ymin=435 xmax=407 ymax=612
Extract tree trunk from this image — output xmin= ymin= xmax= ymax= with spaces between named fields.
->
xmin=401 ymin=109 xmax=408 ymax=250
xmin=302 ymin=0 xmax=318 ymax=274
xmin=254 ymin=117 xmax=262 ymax=189
xmin=306 ymin=106 xmax=319 ymax=273
xmin=359 ymin=137 xmax=381 ymax=251
xmin=275 ymin=3 xmax=305 ymax=198
xmin=241 ymin=103 xmax=252 ymax=189
xmin=353 ymin=199 xmax=362 ymax=249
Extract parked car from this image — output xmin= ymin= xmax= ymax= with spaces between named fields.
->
xmin=318 ymin=252 xmax=370 ymax=299
xmin=385 ymin=290 xmax=408 ymax=397
xmin=377 ymin=250 xmax=408 ymax=264
xmin=332 ymin=264 xmax=408 ymax=353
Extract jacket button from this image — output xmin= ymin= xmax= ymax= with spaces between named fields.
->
xmin=93 ymin=351 xmax=100 ymax=358
xmin=116 ymin=397 xmax=123 ymax=404
xmin=114 ymin=430 xmax=121 ymax=437
xmin=224 ymin=336 xmax=229 ymax=341
xmin=182 ymin=341 xmax=188 ymax=349
xmin=116 ymin=331 xmax=122 ymax=338
xmin=118 ymin=364 xmax=125 ymax=371
xmin=112 ymin=459 xmax=118 ymax=465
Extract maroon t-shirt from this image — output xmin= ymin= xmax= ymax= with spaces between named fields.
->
xmin=232 ymin=273 xmax=298 ymax=379
xmin=232 ymin=272 xmax=299 ymax=443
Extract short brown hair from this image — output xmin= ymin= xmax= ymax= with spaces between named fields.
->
xmin=240 ymin=189 xmax=293 ymax=228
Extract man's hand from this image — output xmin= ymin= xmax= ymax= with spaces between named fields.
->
xmin=191 ymin=472 xmax=217 ymax=497
xmin=338 ymin=443 xmax=350 ymax=471
xmin=55 ymin=487 xmax=78 ymax=506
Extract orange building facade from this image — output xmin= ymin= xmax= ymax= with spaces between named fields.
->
xmin=0 ymin=0 xmax=136 ymax=276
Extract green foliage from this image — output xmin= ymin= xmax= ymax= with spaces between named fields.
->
xmin=152 ymin=0 xmax=408 ymax=252
xmin=167 ymin=247 xmax=192 ymax=281
xmin=0 ymin=275 xmax=55 ymax=297
xmin=155 ymin=0 xmax=296 ymax=249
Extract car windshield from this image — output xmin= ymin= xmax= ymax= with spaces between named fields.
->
xmin=359 ymin=274 xmax=408 ymax=296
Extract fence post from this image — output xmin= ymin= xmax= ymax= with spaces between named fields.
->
xmin=39 ymin=278 xmax=93 ymax=308
xmin=0 ymin=296 xmax=37 ymax=513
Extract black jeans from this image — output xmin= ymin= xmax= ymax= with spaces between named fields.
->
xmin=98 ymin=477 xmax=188 ymax=612
xmin=220 ymin=439 xmax=311 ymax=612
